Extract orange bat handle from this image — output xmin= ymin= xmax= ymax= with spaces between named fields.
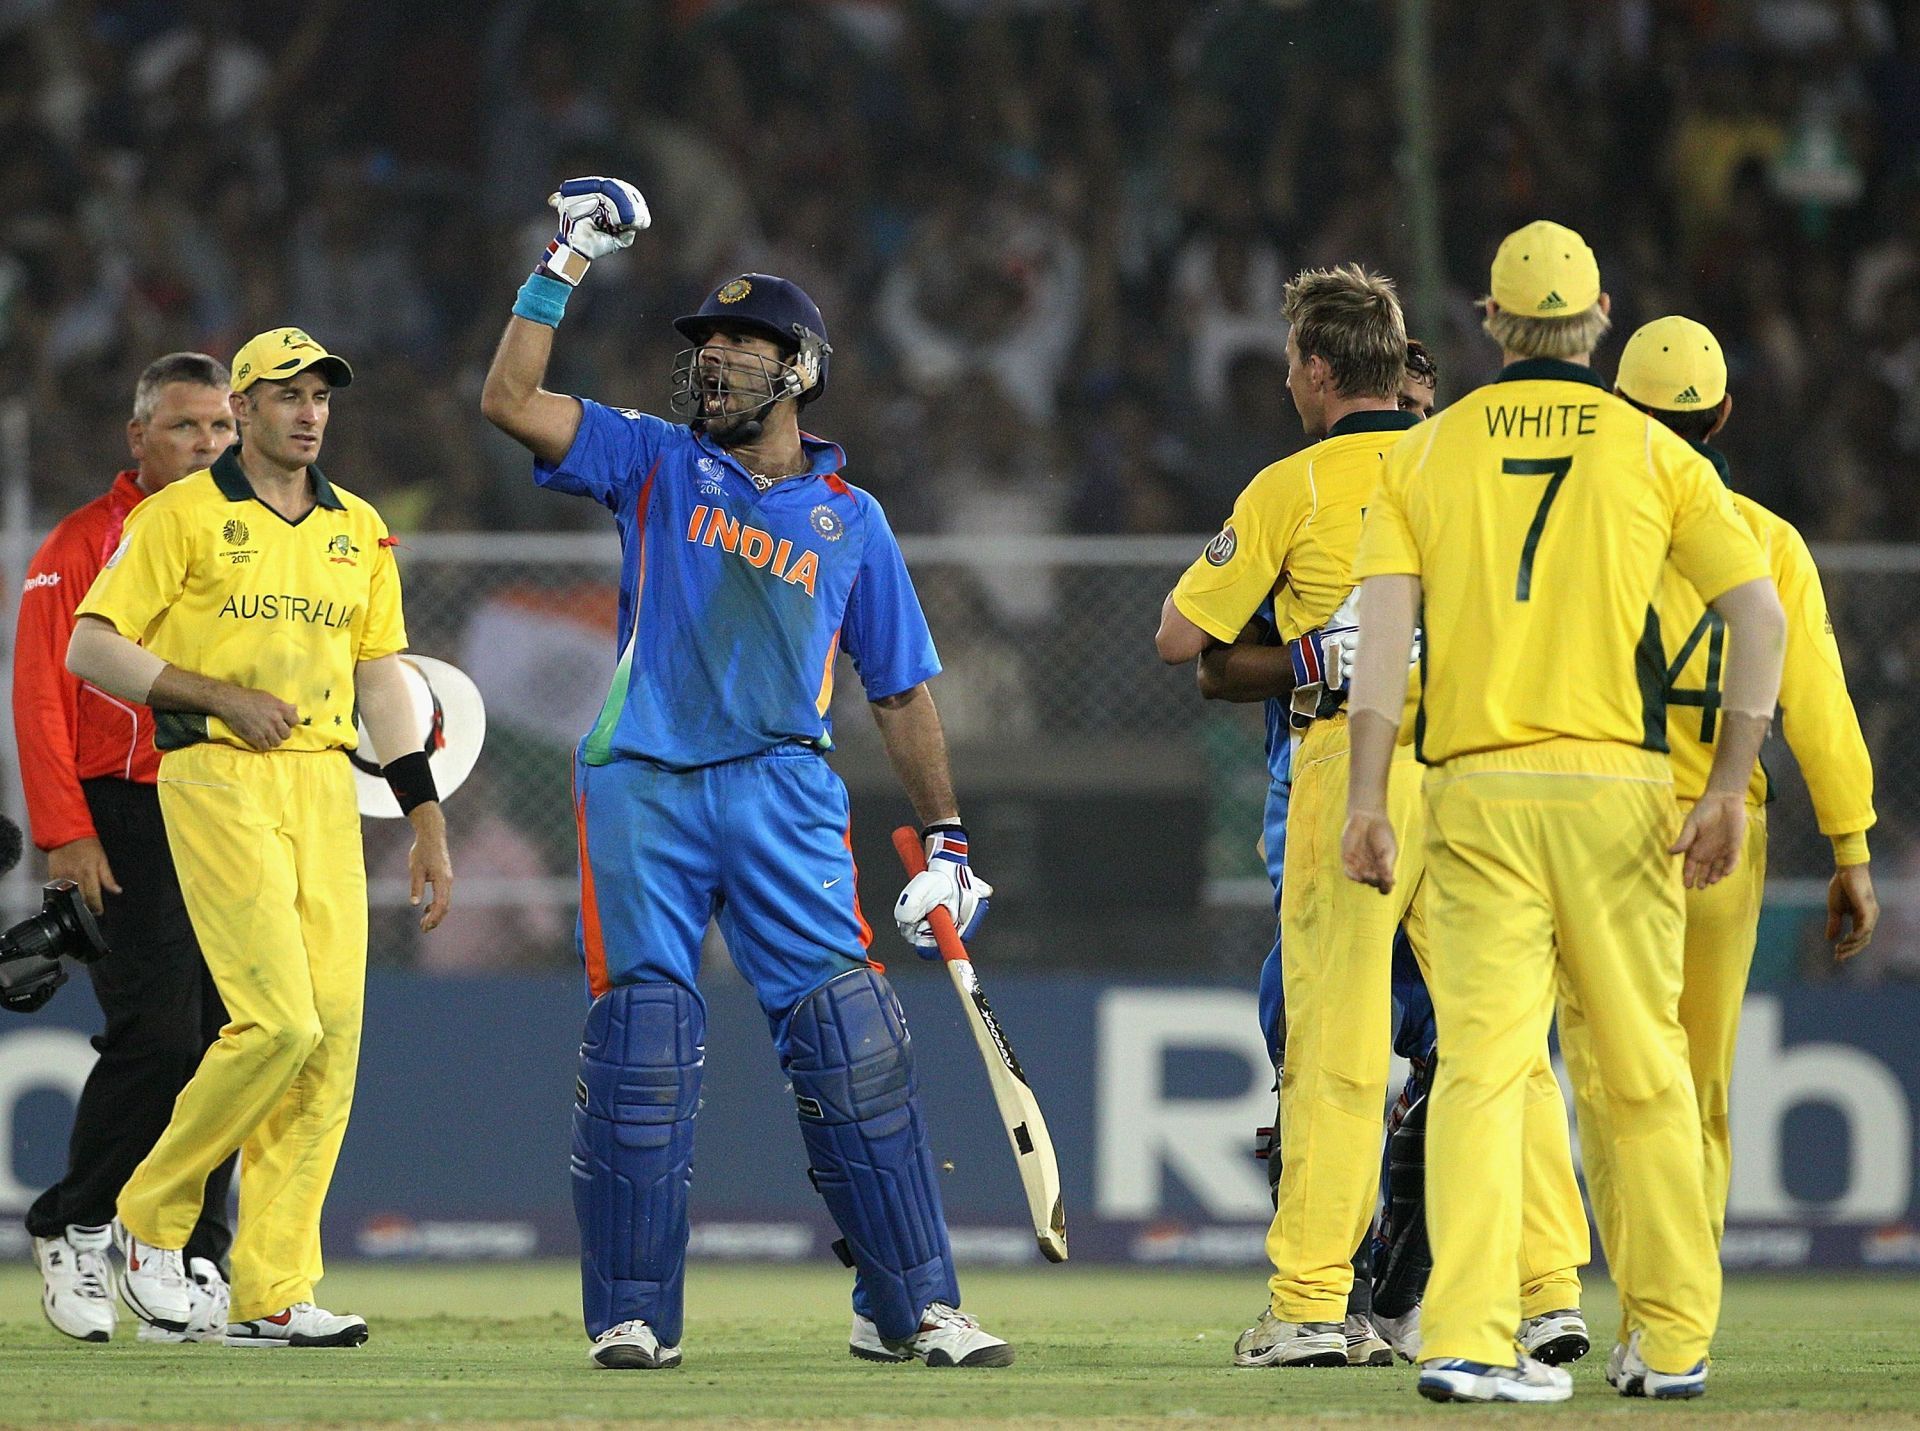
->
xmin=890 ymin=825 xmax=971 ymax=965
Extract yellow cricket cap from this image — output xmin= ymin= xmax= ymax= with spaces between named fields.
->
xmin=230 ymin=327 xmax=354 ymax=394
xmin=1616 ymin=315 xmax=1726 ymax=410
xmin=1489 ymin=220 xmax=1601 ymax=318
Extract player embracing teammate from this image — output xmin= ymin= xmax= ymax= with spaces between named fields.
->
xmin=1169 ymin=222 xmax=1875 ymax=1405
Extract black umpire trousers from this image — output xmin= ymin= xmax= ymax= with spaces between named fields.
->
xmin=24 ymin=777 xmax=235 ymax=1270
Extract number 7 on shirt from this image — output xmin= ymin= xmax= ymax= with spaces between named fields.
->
xmin=891 ymin=826 xmax=1068 ymax=1263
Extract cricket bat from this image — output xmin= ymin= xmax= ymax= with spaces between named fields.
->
xmin=892 ymin=826 xmax=1068 ymax=1263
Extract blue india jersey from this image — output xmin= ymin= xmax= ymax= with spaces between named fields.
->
xmin=536 ymin=400 xmax=941 ymax=769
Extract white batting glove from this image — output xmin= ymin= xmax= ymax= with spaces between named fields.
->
xmin=1291 ymin=621 xmax=1422 ymax=701
xmin=893 ymin=823 xmax=992 ymax=955
xmin=1289 ymin=622 xmax=1358 ymax=694
xmin=540 ymin=176 xmax=650 ymax=285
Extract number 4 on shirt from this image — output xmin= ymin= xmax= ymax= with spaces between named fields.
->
xmin=1504 ymin=455 xmax=1572 ymax=601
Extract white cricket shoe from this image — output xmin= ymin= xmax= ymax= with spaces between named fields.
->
xmin=1612 ymin=1330 xmax=1708 ymax=1399
xmin=1344 ymin=1313 xmax=1394 ymax=1366
xmin=1518 ymin=1308 xmax=1590 ymax=1365
xmin=856 ymin=1303 xmax=1013 ymax=1367
xmin=1232 ymin=1311 xmax=1348 ymax=1368
xmin=225 ymin=1302 xmax=369 ymax=1348
xmin=1370 ymin=1304 xmax=1422 ymax=1362
xmin=848 ymin=1312 xmax=909 ymax=1363
xmin=1418 ymin=1352 xmax=1573 ymax=1403
xmin=589 ymin=1319 xmax=682 ymax=1369
xmin=1605 ymin=1339 xmax=1629 ymax=1388
xmin=35 ymin=1226 xmax=116 ymax=1342
xmin=113 ymin=1221 xmax=191 ymax=1331
xmin=138 ymin=1259 xmax=230 ymax=1344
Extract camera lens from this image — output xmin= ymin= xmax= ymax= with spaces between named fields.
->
xmin=0 ymin=881 xmax=108 ymax=966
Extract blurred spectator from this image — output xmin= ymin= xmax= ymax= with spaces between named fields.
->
xmin=1168 ymin=186 xmax=1290 ymax=413
xmin=876 ymin=186 xmax=1084 ymax=425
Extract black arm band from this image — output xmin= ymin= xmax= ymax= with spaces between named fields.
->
xmin=383 ymin=750 xmax=439 ymax=815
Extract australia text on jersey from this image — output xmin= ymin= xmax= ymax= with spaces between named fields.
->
xmin=218 ymin=593 xmax=360 ymax=627
xmin=685 ymin=504 xmax=822 ymax=597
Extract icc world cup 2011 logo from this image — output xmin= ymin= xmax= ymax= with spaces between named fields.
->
xmin=223 ymin=518 xmax=250 ymax=547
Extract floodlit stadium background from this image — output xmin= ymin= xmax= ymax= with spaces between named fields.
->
xmin=2 ymin=1 xmax=1918 ymax=1269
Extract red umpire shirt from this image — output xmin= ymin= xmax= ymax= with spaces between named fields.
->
xmin=14 ymin=471 xmax=162 ymax=852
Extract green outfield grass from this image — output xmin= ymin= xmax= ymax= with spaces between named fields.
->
xmin=1 ymin=1260 xmax=1917 ymax=1427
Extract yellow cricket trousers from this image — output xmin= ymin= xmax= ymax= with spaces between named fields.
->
xmin=118 ymin=743 xmax=367 ymax=1321
xmin=1419 ymin=740 xmax=1720 ymax=1373
xmin=1267 ymin=717 xmax=1421 ymax=1321
xmin=1567 ymin=802 xmax=1766 ymax=1341
xmin=1265 ymin=718 xmax=1586 ymax=1323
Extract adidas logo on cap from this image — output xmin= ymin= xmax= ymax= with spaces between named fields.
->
xmin=1675 ymin=384 xmax=1701 ymax=404
xmin=1538 ymin=290 xmax=1566 ymax=311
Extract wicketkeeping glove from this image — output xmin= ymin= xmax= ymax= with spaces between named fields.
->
xmin=893 ymin=823 xmax=991 ymax=955
xmin=539 ymin=176 xmax=650 ymax=285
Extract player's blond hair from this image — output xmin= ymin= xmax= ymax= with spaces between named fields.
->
xmin=1283 ymin=264 xmax=1406 ymax=400
xmin=1483 ymin=300 xmax=1612 ymax=360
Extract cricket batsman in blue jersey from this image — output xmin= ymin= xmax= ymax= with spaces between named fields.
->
xmin=482 ymin=177 xmax=1010 ymax=1371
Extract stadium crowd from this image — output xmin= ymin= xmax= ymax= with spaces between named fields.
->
xmin=4 ymin=0 xmax=1917 ymax=977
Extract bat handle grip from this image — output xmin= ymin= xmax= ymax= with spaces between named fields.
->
xmin=890 ymin=825 xmax=971 ymax=965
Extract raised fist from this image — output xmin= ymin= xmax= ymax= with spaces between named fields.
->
xmin=541 ymin=176 xmax=650 ymax=283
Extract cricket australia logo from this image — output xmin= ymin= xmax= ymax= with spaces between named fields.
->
xmin=809 ymin=504 xmax=843 ymax=541
xmin=326 ymin=533 xmax=360 ymax=566
xmin=1203 ymin=524 xmax=1237 ymax=567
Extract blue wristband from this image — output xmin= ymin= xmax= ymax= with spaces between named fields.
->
xmin=513 ymin=270 xmax=572 ymax=327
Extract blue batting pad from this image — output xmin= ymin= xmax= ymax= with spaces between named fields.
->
xmin=780 ymin=967 xmax=958 ymax=1342
xmin=1390 ymin=927 xmax=1438 ymax=1065
xmin=572 ymin=982 xmax=705 ymax=1344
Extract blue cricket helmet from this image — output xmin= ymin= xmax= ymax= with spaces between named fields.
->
xmin=673 ymin=273 xmax=831 ymax=404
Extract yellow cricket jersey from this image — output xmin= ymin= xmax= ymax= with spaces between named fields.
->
xmin=1170 ymin=410 xmax=1424 ymax=729
xmin=1353 ymin=359 xmax=1769 ymax=765
xmin=1658 ymin=442 xmax=1874 ymax=862
xmin=77 ymin=447 xmax=407 ymax=753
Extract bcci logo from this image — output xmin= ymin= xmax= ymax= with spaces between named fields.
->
xmin=326 ymin=533 xmax=360 ymax=566
xmin=1203 ymin=524 xmax=1237 ymax=567
xmin=809 ymin=505 xmax=843 ymax=541
xmin=223 ymin=518 xmax=250 ymax=546
xmin=717 ymin=278 xmax=752 ymax=304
